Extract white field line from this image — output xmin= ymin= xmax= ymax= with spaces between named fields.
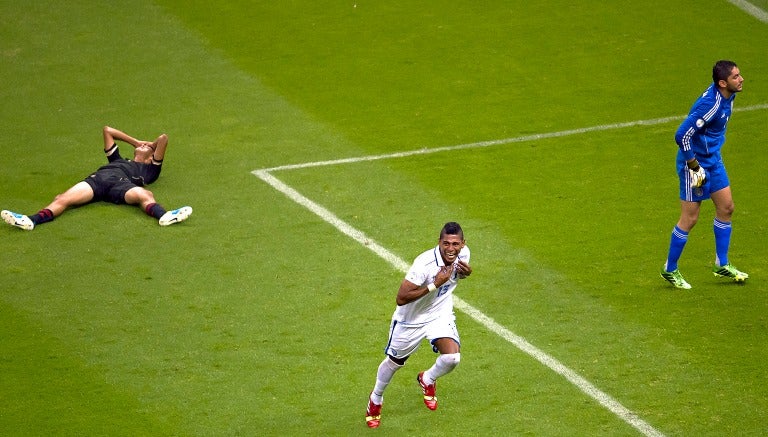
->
xmin=257 ymin=103 xmax=768 ymax=173
xmin=252 ymin=168 xmax=666 ymax=437
xmin=252 ymin=104 xmax=767 ymax=436
xmin=253 ymin=170 xmax=410 ymax=272
xmin=727 ymin=0 xmax=768 ymax=22
xmin=456 ymin=301 xmax=664 ymax=437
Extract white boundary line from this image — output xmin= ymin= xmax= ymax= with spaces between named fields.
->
xmin=258 ymin=104 xmax=768 ymax=173
xmin=251 ymin=105 xmax=766 ymax=436
xmin=727 ymin=0 xmax=768 ymax=22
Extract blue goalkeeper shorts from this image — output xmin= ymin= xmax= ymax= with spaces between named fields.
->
xmin=677 ymin=156 xmax=730 ymax=202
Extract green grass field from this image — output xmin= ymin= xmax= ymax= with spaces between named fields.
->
xmin=1 ymin=1 xmax=767 ymax=435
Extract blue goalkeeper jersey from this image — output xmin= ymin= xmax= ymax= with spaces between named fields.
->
xmin=674 ymin=83 xmax=735 ymax=168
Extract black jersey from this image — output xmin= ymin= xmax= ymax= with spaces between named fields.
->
xmin=100 ymin=147 xmax=161 ymax=186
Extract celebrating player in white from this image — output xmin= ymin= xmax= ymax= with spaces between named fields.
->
xmin=365 ymin=222 xmax=472 ymax=429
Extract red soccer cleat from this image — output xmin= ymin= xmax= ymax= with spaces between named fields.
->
xmin=417 ymin=372 xmax=438 ymax=411
xmin=365 ymin=394 xmax=382 ymax=428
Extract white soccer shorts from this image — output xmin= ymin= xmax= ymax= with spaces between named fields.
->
xmin=384 ymin=314 xmax=460 ymax=359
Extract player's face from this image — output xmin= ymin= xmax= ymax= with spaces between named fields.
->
xmin=723 ymin=67 xmax=744 ymax=94
xmin=133 ymin=145 xmax=153 ymax=163
xmin=438 ymin=233 xmax=465 ymax=264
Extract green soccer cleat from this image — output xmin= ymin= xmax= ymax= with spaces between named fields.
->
xmin=712 ymin=264 xmax=749 ymax=282
xmin=660 ymin=268 xmax=692 ymax=289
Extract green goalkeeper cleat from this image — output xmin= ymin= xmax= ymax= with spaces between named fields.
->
xmin=660 ymin=268 xmax=692 ymax=289
xmin=712 ymin=264 xmax=749 ymax=282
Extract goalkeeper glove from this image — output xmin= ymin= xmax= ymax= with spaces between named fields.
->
xmin=688 ymin=165 xmax=706 ymax=188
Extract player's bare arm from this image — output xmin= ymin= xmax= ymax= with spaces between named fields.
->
xmin=396 ymin=265 xmax=453 ymax=306
xmin=103 ymin=125 xmax=142 ymax=149
xmin=150 ymin=133 xmax=169 ymax=162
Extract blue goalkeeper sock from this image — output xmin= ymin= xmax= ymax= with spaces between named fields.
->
xmin=665 ymin=226 xmax=688 ymax=272
xmin=713 ymin=218 xmax=732 ymax=266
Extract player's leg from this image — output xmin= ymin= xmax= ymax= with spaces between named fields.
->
xmin=366 ymin=321 xmax=421 ymax=428
xmin=124 ymin=186 xmax=192 ymax=226
xmin=125 ymin=186 xmax=163 ymax=216
xmin=418 ymin=317 xmax=461 ymax=411
xmin=661 ymin=163 xmax=705 ymax=288
xmin=660 ymin=200 xmax=699 ymax=289
xmin=418 ymin=338 xmax=460 ymax=410
xmin=666 ymin=200 xmax=700 ymax=268
xmin=710 ymin=186 xmax=747 ymax=281
xmin=2 ymin=181 xmax=96 ymax=230
xmin=366 ymin=355 xmax=404 ymax=428
xmin=371 ymin=355 xmax=406 ymax=403
xmin=429 ymin=337 xmax=461 ymax=378
xmin=45 ymin=181 xmax=96 ymax=217
xmin=711 ymin=186 xmax=734 ymax=266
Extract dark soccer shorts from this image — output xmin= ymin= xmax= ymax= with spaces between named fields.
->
xmin=83 ymin=169 xmax=138 ymax=204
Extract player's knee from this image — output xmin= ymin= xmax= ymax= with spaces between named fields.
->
xmin=137 ymin=188 xmax=155 ymax=202
xmin=441 ymin=352 xmax=461 ymax=369
xmin=144 ymin=190 xmax=156 ymax=202
xmin=719 ymin=202 xmax=735 ymax=218
xmin=52 ymin=191 xmax=76 ymax=208
xmin=124 ymin=187 xmax=154 ymax=206
xmin=388 ymin=355 xmax=408 ymax=366
xmin=679 ymin=214 xmax=698 ymax=230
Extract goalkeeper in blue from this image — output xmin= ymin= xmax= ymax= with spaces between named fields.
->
xmin=660 ymin=60 xmax=748 ymax=289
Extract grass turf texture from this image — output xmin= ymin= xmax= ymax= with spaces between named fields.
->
xmin=1 ymin=0 xmax=767 ymax=435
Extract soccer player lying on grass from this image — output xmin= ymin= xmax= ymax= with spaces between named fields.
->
xmin=365 ymin=222 xmax=472 ymax=429
xmin=2 ymin=126 xmax=192 ymax=231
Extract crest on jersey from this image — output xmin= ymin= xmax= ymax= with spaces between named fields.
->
xmin=695 ymin=118 xmax=705 ymax=128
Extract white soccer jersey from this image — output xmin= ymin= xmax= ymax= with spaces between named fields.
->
xmin=392 ymin=244 xmax=470 ymax=326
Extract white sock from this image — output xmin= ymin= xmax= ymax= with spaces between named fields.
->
xmin=371 ymin=357 xmax=402 ymax=404
xmin=424 ymin=353 xmax=461 ymax=384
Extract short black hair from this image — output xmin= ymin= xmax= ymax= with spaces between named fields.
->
xmin=440 ymin=222 xmax=464 ymax=239
xmin=713 ymin=60 xmax=738 ymax=84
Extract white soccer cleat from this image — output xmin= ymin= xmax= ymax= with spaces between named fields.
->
xmin=159 ymin=206 xmax=193 ymax=226
xmin=1 ymin=210 xmax=35 ymax=230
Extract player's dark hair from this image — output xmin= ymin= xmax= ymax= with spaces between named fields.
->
xmin=713 ymin=60 xmax=737 ymax=84
xmin=440 ymin=222 xmax=464 ymax=239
